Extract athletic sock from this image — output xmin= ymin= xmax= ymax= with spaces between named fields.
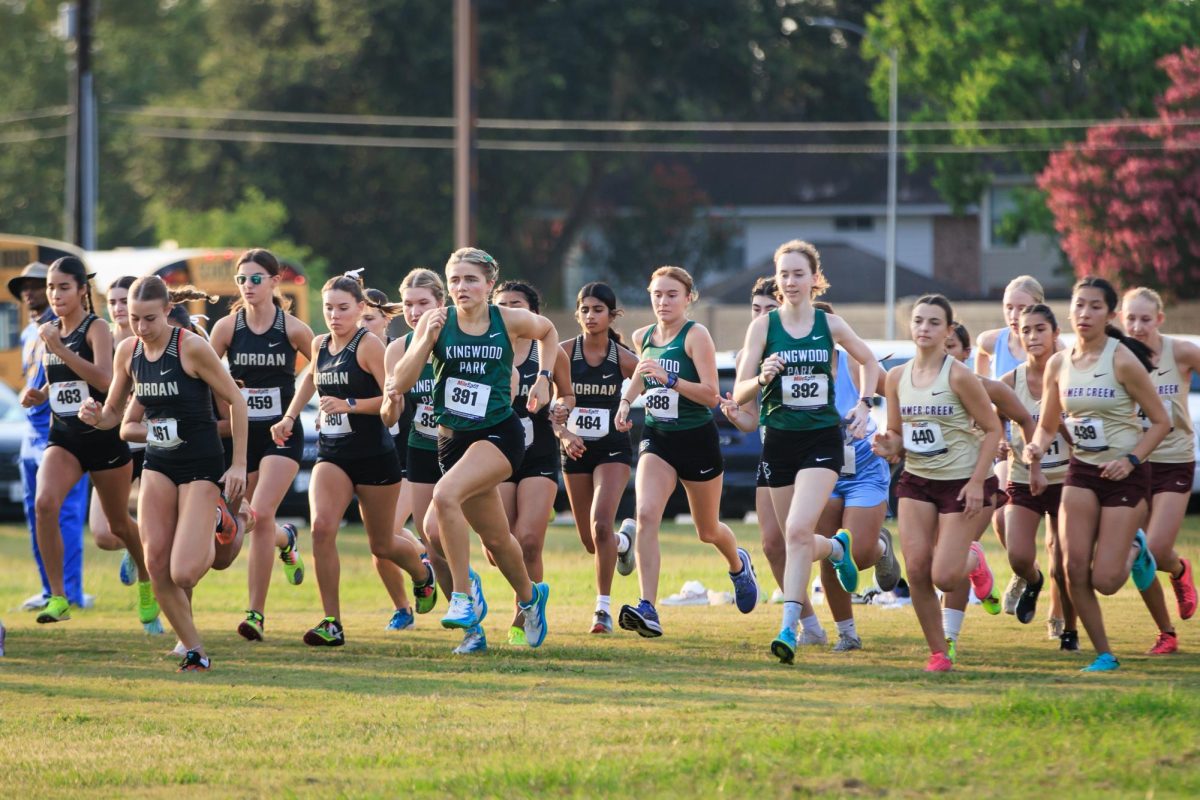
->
xmin=835 ymin=618 xmax=857 ymax=638
xmin=782 ymin=601 xmax=803 ymax=632
xmin=596 ymin=595 xmax=611 ymax=615
xmin=828 ymin=536 xmax=845 ymax=563
xmin=800 ymin=612 xmax=825 ymax=638
xmin=615 ymin=532 xmax=631 ymax=554
xmin=942 ymin=608 xmax=965 ymax=641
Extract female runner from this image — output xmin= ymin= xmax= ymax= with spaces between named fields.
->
xmin=873 ymin=295 xmax=1004 ymax=672
xmin=272 ymin=275 xmax=435 ymax=647
xmin=393 ymin=247 xmax=553 ymax=650
xmin=1024 ymin=277 xmax=1167 ymax=672
xmin=79 ymin=274 xmax=249 ymax=671
xmin=732 ymin=241 xmax=879 ymax=662
xmin=209 ymin=249 xmax=310 ymax=642
xmin=23 ymin=258 xmax=158 ymax=631
xmin=1122 ymin=287 xmax=1198 ymax=653
xmin=616 ymin=265 xmax=759 ymax=638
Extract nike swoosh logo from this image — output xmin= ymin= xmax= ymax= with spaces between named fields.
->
xmin=699 ymin=467 xmax=714 ymax=474
xmin=1177 ymin=480 xmax=1188 ymax=486
xmin=160 ymin=369 xmax=173 ymax=376
xmin=1121 ymin=496 xmax=1128 ymax=502
xmin=1093 ymin=373 xmax=1109 ymax=378
xmin=489 ymin=332 xmax=503 ymax=338
xmin=930 ymin=391 xmax=946 ymax=396
xmin=815 ymin=457 xmax=831 ymax=462
xmin=268 ymin=341 xmax=282 ymax=348
xmin=107 ymin=456 xmax=120 ymax=464
xmin=812 ymin=335 xmax=824 ymax=341
xmin=1158 ymin=369 xmax=1171 ymax=376
xmin=608 ymin=451 xmax=621 ymax=457
xmin=602 ymin=373 xmax=615 ymax=379
xmin=660 ymin=345 xmax=679 ymax=353
xmin=540 ymin=471 xmax=554 ymax=477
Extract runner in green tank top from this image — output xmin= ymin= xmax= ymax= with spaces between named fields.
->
xmin=638 ymin=320 xmax=710 ymax=430
xmin=393 ymin=247 xmax=558 ymax=652
xmin=757 ymin=308 xmax=841 ymax=431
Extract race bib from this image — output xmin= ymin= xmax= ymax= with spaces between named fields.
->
xmin=643 ymin=387 xmax=679 ymax=422
xmin=446 ymin=378 xmax=491 ymax=420
xmin=321 ymin=411 xmax=352 ymax=437
xmin=568 ymin=406 xmax=610 ymax=440
xmin=521 ymin=416 xmax=534 ymax=448
xmin=49 ymin=380 xmax=86 ymax=416
xmin=1040 ymin=433 xmax=1069 ymax=469
xmin=782 ymin=373 xmax=829 ymax=410
xmin=1138 ymin=398 xmax=1174 ymax=431
xmin=902 ymin=420 xmax=947 ymax=456
xmin=147 ymin=417 xmax=182 ymax=449
xmin=413 ymin=403 xmax=438 ymax=439
xmin=840 ymin=444 xmax=857 ymax=477
xmin=1068 ymin=415 xmax=1107 ymax=452
xmin=242 ymin=387 xmax=282 ymax=420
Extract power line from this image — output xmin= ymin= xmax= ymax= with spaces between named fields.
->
xmin=0 ymin=107 xmax=70 ymax=125
xmin=0 ymin=126 xmax=69 ymax=145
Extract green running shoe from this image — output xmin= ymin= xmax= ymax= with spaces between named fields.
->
xmin=137 ymin=581 xmax=160 ymax=625
xmin=303 ymin=616 xmax=344 ymax=647
xmin=829 ymin=529 xmax=859 ymax=593
xmin=413 ymin=562 xmax=438 ymax=615
xmin=945 ymin=637 xmax=958 ymax=664
xmin=238 ymin=610 xmax=265 ymax=641
xmin=36 ymin=595 xmax=71 ymax=624
xmin=279 ymin=523 xmax=304 ymax=586
xmin=508 ymin=625 xmax=528 ymax=646
xmin=979 ymin=591 xmax=1003 ymax=616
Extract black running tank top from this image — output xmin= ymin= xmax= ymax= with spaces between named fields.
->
xmin=511 ymin=340 xmax=555 ymax=457
xmin=227 ymin=307 xmax=295 ymax=425
xmin=44 ymin=313 xmax=106 ymax=435
xmin=567 ymin=335 xmax=624 ymax=441
xmin=132 ymin=327 xmax=223 ymax=459
xmin=314 ymin=327 xmax=391 ymax=459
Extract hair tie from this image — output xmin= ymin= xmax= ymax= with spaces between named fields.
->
xmin=190 ymin=314 xmax=209 ymax=326
xmin=344 ymin=268 xmax=365 ymax=280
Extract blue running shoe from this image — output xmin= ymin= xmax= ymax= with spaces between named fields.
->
xmin=830 ymin=529 xmax=859 ymax=593
xmin=386 ymin=608 xmax=415 ymax=630
xmin=1081 ymin=652 xmax=1120 ymax=672
xmin=520 ymin=582 xmax=550 ymax=648
xmin=453 ymin=624 xmax=488 ymax=654
xmin=440 ymin=592 xmax=478 ymax=629
xmin=618 ymin=599 xmax=663 ymax=638
xmin=1131 ymin=529 xmax=1157 ymax=592
xmin=119 ymin=551 xmax=136 ymax=586
xmin=468 ymin=567 xmax=488 ymax=624
xmin=730 ymin=547 xmax=759 ymax=614
xmin=771 ymin=626 xmax=797 ymax=664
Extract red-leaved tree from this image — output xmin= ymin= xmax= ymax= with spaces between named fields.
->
xmin=1039 ymin=47 xmax=1200 ymax=296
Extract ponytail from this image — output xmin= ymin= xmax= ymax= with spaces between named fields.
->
xmin=1105 ymin=324 xmax=1155 ymax=372
xmin=168 ymin=285 xmax=217 ymax=305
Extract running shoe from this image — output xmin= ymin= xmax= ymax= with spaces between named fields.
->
xmin=771 ymin=627 xmax=797 ymax=664
xmin=507 ymin=626 xmax=527 ymax=646
xmin=730 ymin=547 xmax=759 ymax=613
xmin=799 ymin=628 xmax=828 ymax=646
xmin=468 ymin=567 xmax=489 ymax=624
xmin=36 ymin=595 xmax=70 ymax=624
xmin=178 ymin=650 xmax=211 ymax=672
xmin=618 ymin=599 xmax=663 ymax=638
xmin=829 ymin=530 xmax=859 ymax=593
xmin=119 ymin=550 xmax=136 ymax=586
xmin=238 ymin=610 xmax=265 ymax=641
xmin=1081 ymin=652 xmax=1120 ymax=672
xmin=1130 ymin=529 xmax=1157 ymax=592
xmin=413 ymin=563 xmax=438 ymax=615
xmin=590 ymin=609 xmax=613 ymax=634
xmin=1002 ymin=573 xmax=1026 ymax=615
xmin=386 ymin=608 xmax=415 ymax=631
xmin=1059 ymin=630 xmax=1079 ymax=651
xmin=441 ymin=592 xmax=479 ymax=630
xmin=169 ymin=640 xmax=188 ymax=658
xmin=21 ymin=593 xmax=49 ymax=612
xmin=279 ymin=523 xmax=304 ymax=586
xmin=453 ymin=624 xmax=487 ymax=654
xmin=616 ymin=518 xmax=638 ymax=577
xmin=968 ymin=542 xmax=999 ymax=614
xmin=303 ymin=616 xmax=344 ymax=647
xmin=1015 ymin=571 xmax=1044 ymax=625
xmin=1047 ymin=616 xmax=1065 ymax=640
xmin=874 ymin=528 xmax=901 ymax=592
xmin=137 ymin=581 xmax=160 ymax=625
xmin=1171 ymin=558 xmax=1196 ymax=620
xmin=944 ymin=637 xmax=958 ymax=664
xmin=520 ymin=582 xmax=549 ymax=648
xmin=832 ymin=632 xmax=863 ymax=652
xmin=924 ymin=651 xmax=954 ymax=672
xmin=215 ymin=495 xmax=237 ymax=546
xmin=1148 ymin=631 xmax=1179 ymax=655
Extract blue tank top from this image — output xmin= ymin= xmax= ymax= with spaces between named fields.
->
xmin=991 ymin=327 xmax=1023 ymax=378
xmin=834 ymin=350 xmax=886 ymax=480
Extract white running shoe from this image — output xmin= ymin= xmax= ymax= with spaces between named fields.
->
xmin=20 ymin=593 xmax=48 ymax=611
xmin=616 ymin=519 xmax=637 ymax=577
xmin=1002 ymin=574 xmax=1026 ymax=615
xmin=799 ymin=628 xmax=828 ymax=646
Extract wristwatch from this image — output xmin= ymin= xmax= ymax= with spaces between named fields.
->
xmin=347 ymin=397 xmax=357 ymax=410
xmin=1125 ymin=453 xmax=1141 ymax=467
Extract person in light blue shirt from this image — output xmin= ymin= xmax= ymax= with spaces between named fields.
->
xmin=10 ymin=262 xmax=90 ymax=611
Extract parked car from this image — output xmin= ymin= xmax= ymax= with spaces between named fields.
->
xmin=0 ymin=383 xmax=27 ymax=521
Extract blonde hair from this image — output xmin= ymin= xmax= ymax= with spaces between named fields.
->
xmin=168 ymin=285 xmax=218 ymax=305
xmin=773 ymin=239 xmax=829 ymax=299
xmin=1005 ymin=275 xmax=1045 ymax=304
xmin=1123 ymin=286 xmax=1164 ymax=313
xmin=648 ymin=266 xmax=698 ymax=302
xmin=399 ymin=267 xmax=445 ymax=304
xmin=446 ymin=247 xmax=499 ymax=282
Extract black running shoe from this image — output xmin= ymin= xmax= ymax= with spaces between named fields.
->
xmin=1015 ymin=571 xmax=1044 ymax=624
xmin=177 ymin=650 xmax=211 ymax=672
xmin=1060 ymin=629 xmax=1080 ymax=651
xmin=304 ymin=616 xmax=345 ymax=647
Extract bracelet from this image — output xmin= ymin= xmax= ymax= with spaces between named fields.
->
xmin=757 ymin=373 xmax=769 ymax=387
xmin=665 ymin=372 xmax=679 ymax=389
xmin=1125 ymin=453 xmax=1141 ymax=467
xmin=619 ymin=398 xmax=631 ymax=406
xmin=284 ymin=414 xmax=296 ymax=423
xmin=860 ymin=397 xmax=872 ymax=408
xmin=537 ymin=369 xmax=552 ymax=380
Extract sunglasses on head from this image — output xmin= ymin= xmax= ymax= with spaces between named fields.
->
xmin=235 ymin=274 xmax=267 ymax=286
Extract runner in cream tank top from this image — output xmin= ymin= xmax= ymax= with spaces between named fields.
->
xmin=1144 ymin=336 xmax=1194 ymax=464
xmin=1058 ymin=338 xmax=1139 ymax=467
xmin=1009 ymin=364 xmax=1069 ymax=485
xmin=898 ymin=355 xmax=980 ymax=480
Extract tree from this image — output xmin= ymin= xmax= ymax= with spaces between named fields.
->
xmin=1037 ymin=47 xmax=1200 ymax=296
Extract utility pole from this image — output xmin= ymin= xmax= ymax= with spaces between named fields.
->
xmin=453 ymin=0 xmax=477 ymax=249
xmin=60 ymin=0 xmax=97 ymax=250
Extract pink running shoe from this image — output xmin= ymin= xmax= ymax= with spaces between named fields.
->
xmin=924 ymin=651 xmax=954 ymax=672
xmin=1148 ymin=631 xmax=1179 ymax=655
xmin=968 ymin=541 xmax=995 ymax=601
xmin=1171 ymin=558 xmax=1196 ymax=621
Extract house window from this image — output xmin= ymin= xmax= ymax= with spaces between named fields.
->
xmin=834 ymin=215 xmax=874 ymax=232
xmin=988 ymin=186 xmax=1022 ymax=248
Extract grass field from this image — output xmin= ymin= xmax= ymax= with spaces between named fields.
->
xmin=1 ymin=516 xmax=1199 ymax=799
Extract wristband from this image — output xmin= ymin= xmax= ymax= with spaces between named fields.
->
xmin=284 ymin=415 xmax=296 ymax=423
xmin=665 ymin=372 xmax=679 ymax=389
xmin=619 ymin=398 xmax=631 ymax=406
xmin=758 ymin=373 xmax=769 ymax=387
xmin=347 ymin=397 xmax=357 ymax=410
xmin=537 ymin=369 xmax=552 ymax=380
xmin=1125 ymin=453 xmax=1141 ymax=467
xmin=860 ymin=397 xmax=872 ymax=408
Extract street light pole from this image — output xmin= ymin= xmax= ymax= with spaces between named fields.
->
xmin=805 ymin=17 xmax=898 ymax=339
xmin=453 ymin=0 xmax=477 ymax=248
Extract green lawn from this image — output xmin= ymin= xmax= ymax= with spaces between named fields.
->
xmin=1 ymin=516 xmax=1198 ymax=798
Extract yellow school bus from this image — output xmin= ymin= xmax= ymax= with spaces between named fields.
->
xmin=0 ymin=234 xmax=87 ymax=390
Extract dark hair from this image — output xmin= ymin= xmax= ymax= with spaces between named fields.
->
xmin=576 ymin=281 xmax=624 ymax=345
xmin=167 ymin=304 xmax=193 ymax=329
xmin=47 ymin=256 xmax=95 ymax=313
xmin=322 ymin=274 xmax=368 ymax=303
xmin=364 ymin=287 xmax=403 ymax=319
xmin=494 ymin=280 xmax=541 ymax=314
xmin=751 ymin=276 xmax=778 ymax=302
xmin=912 ymin=294 xmax=955 ymax=326
xmin=1019 ymin=303 xmax=1059 ymax=332
xmin=110 ymin=275 xmax=137 ymax=293
xmin=813 ymin=300 xmax=835 ymax=314
xmin=1073 ymin=276 xmax=1154 ymax=371
xmin=169 ymin=285 xmax=218 ymax=304
xmin=232 ymin=247 xmax=290 ymax=312
xmin=130 ymin=275 xmax=170 ymax=305
xmin=950 ymin=322 xmax=971 ymax=352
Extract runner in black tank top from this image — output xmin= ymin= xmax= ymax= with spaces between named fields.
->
xmin=555 ymin=282 xmax=640 ymax=635
xmin=278 ymin=275 xmax=434 ymax=648
xmin=209 ymin=248 xmax=314 ymax=643
xmin=79 ymin=273 xmax=250 ymax=672
xmin=31 ymin=259 xmax=150 ymax=631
